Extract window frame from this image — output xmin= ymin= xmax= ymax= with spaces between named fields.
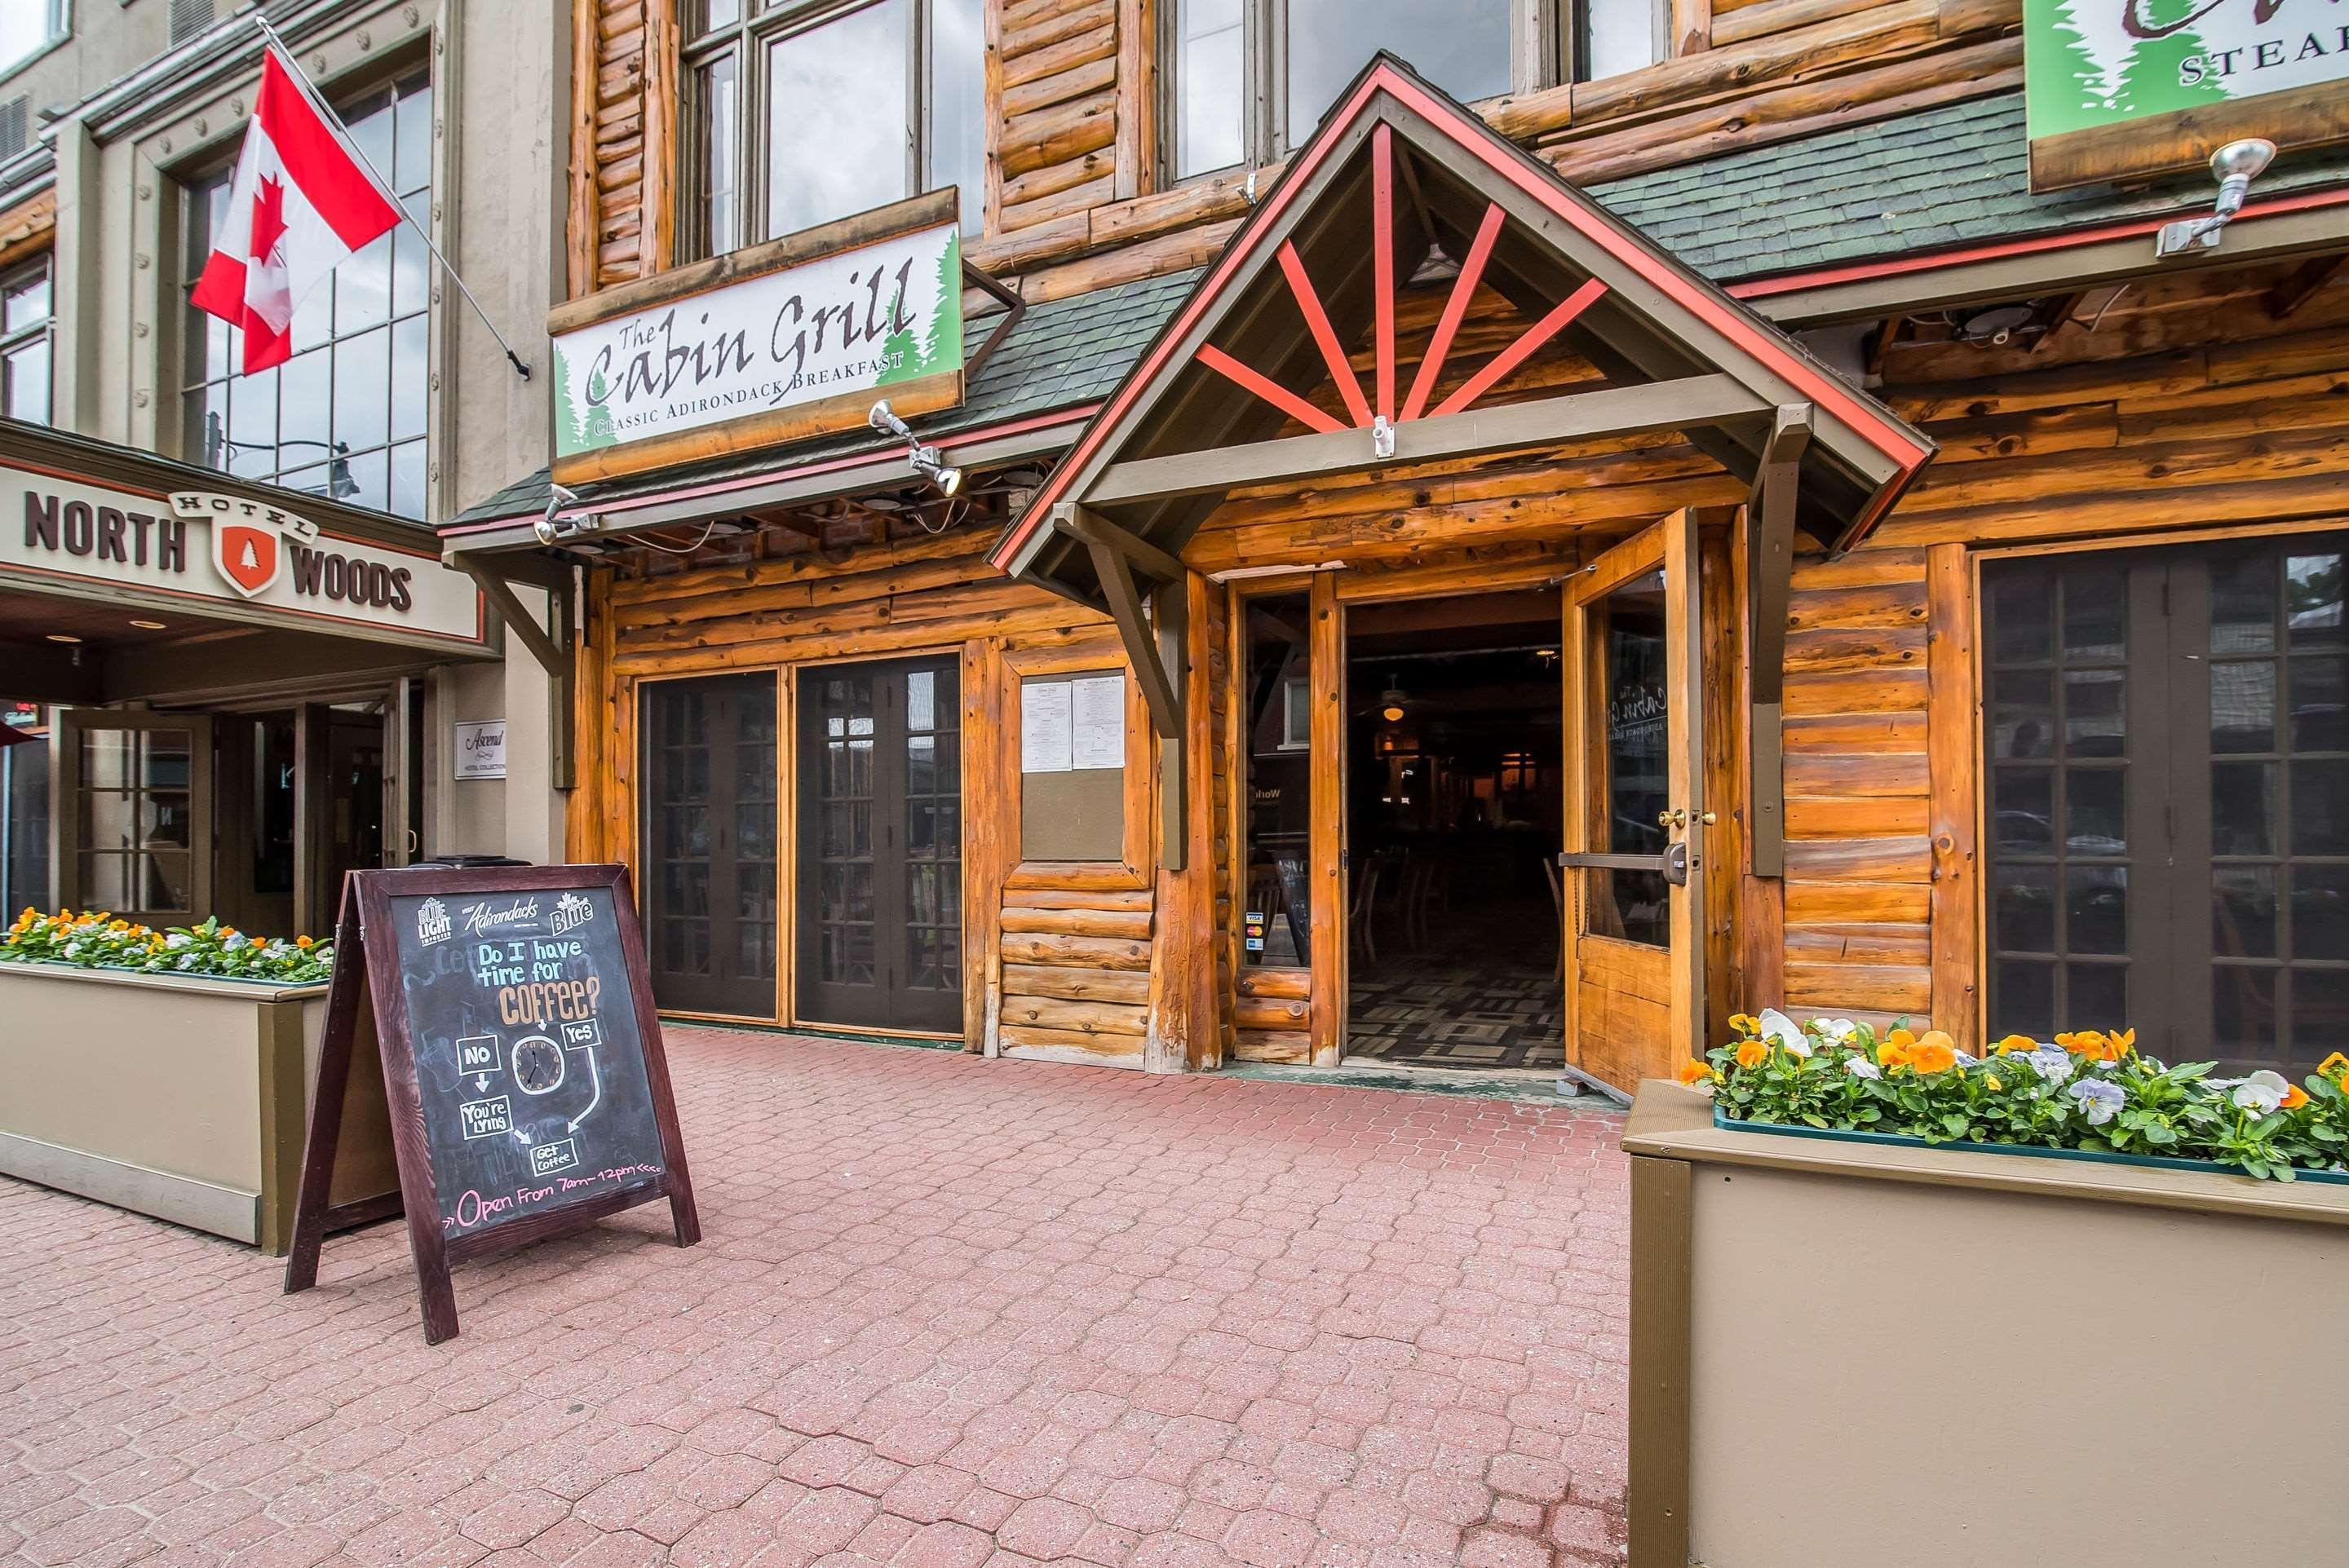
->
xmin=0 ymin=253 xmax=54 ymax=423
xmin=1160 ymin=0 xmax=1674 ymax=185
xmin=678 ymin=0 xmax=981 ymax=266
xmin=0 ymin=0 xmax=71 ymax=87
xmin=1978 ymin=528 xmax=2349 ymax=1075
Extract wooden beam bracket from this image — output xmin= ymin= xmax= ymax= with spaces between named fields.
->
xmin=1745 ymin=404 xmax=1811 ymax=879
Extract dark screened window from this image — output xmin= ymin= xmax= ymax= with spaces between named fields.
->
xmin=680 ymin=0 xmax=985 ymax=263
xmin=181 ymin=70 xmax=431 ymax=519
xmin=1983 ymin=534 xmax=2349 ymax=1076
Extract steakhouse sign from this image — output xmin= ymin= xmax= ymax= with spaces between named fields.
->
xmin=549 ymin=219 xmax=963 ymax=482
xmin=2 ymin=462 xmax=484 ymax=647
xmin=2026 ymin=0 xmax=2349 ymax=186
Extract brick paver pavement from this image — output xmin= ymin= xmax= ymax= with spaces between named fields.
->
xmin=1 ymin=1028 xmax=1630 ymax=1568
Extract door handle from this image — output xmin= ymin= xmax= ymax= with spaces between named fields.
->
xmin=1657 ymin=808 xmax=1718 ymax=830
xmin=1559 ymin=844 xmax=1692 ymax=887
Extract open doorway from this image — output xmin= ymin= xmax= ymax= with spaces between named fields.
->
xmin=1344 ymin=590 xmax=1564 ymax=1069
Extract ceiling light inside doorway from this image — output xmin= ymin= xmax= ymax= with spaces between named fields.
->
xmin=130 ymin=619 xmax=166 ymax=629
xmin=45 ymin=634 xmax=81 ymax=643
xmin=1380 ymin=678 xmax=1408 ymax=723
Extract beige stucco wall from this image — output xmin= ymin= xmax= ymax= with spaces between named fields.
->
xmin=16 ymin=0 xmax=567 ymax=868
xmin=1679 ymin=1153 xmax=2348 ymax=1566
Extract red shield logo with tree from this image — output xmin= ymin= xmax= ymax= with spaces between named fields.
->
xmin=214 ymin=519 xmax=283 ymax=597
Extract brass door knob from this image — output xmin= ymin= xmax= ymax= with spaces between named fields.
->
xmin=1658 ymin=807 xmax=1688 ymax=829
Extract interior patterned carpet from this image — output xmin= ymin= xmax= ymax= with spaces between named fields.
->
xmin=1347 ymin=922 xmax=1566 ymax=1070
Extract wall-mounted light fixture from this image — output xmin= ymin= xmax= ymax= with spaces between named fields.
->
xmin=2156 ymin=139 xmax=2276 ymax=259
xmin=533 ymin=482 xmax=602 ymax=547
xmin=868 ymin=400 xmax=962 ymax=497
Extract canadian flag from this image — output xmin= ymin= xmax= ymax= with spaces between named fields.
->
xmin=189 ymin=48 xmax=402 ymax=374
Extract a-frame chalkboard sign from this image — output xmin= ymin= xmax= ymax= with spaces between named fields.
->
xmin=285 ymin=864 xmax=700 ymax=1343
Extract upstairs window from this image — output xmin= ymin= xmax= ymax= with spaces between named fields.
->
xmin=1 ymin=254 xmax=51 ymax=423
xmin=180 ymin=69 xmax=433 ymax=519
xmin=1166 ymin=0 xmax=1667 ymax=183
xmin=0 ymin=0 xmax=69 ymax=82
xmin=680 ymin=0 xmax=985 ymax=264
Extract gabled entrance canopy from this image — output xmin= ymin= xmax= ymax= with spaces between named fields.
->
xmin=988 ymin=51 xmax=1935 ymax=621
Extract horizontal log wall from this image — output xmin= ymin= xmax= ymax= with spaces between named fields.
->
xmin=570 ymin=0 xmax=2022 ymax=304
xmin=1783 ymin=262 xmax=2349 ymax=1036
xmin=581 ymin=527 xmax=1167 ymax=1048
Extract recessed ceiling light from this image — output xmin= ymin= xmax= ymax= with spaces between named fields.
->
xmin=130 ymin=619 xmax=166 ymax=629
xmin=45 ymin=634 xmax=82 ymax=644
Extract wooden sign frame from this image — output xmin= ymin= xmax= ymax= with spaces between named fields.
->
xmin=283 ymin=863 xmax=701 ymax=1344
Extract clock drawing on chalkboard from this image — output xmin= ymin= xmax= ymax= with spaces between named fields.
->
xmin=511 ymin=1035 xmax=567 ymax=1095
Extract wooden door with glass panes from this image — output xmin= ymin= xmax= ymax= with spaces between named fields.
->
xmin=639 ymin=673 xmax=778 ymax=1017
xmin=57 ymin=709 xmax=214 ymax=926
xmin=1559 ymin=513 xmax=1707 ymax=1093
xmin=1982 ymin=531 xmax=2349 ymax=1076
xmin=796 ymin=656 xmax=962 ymax=1033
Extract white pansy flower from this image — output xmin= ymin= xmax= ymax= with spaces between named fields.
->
xmin=2229 ymin=1070 xmax=2292 ymax=1115
xmin=63 ymin=941 xmax=81 ymax=957
xmin=2026 ymin=1046 xmax=2074 ymax=1084
xmin=1843 ymin=1056 xmax=1882 ymax=1080
xmin=1814 ymin=1018 xmax=1859 ymax=1045
xmin=2068 ymin=1078 xmax=2126 ymax=1125
xmin=1758 ymin=1008 xmax=1811 ymax=1058
xmin=166 ymin=932 xmax=192 ymax=949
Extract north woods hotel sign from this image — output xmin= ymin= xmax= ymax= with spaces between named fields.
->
xmin=2 ymin=465 xmax=484 ymax=647
xmin=548 ymin=213 xmax=965 ymax=484
xmin=2026 ymin=0 xmax=2349 ymax=185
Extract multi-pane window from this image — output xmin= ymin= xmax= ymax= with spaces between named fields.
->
xmin=1166 ymin=0 xmax=1666 ymax=181
xmin=1 ymin=255 xmax=51 ymax=422
xmin=180 ymin=70 xmax=432 ymax=519
xmin=1983 ymin=534 xmax=2349 ymax=1076
xmin=680 ymin=0 xmax=986 ymax=264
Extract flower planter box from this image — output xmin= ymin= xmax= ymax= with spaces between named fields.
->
xmin=0 ymin=962 xmax=399 ymax=1253
xmin=1623 ymin=1080 xmax=2349 ymax=1568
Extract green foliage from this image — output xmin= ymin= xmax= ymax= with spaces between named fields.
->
xmin=2 ymin=908 xmax=334 ymax=984
xmin=1696 ymin=1011 xmax=2349 ymax=1184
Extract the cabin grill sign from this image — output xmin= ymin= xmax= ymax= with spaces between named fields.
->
xmin=550 ymin=222 xmax=963 ymax=467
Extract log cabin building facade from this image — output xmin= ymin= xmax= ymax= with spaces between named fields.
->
xmin=444 ymin=0 xmax=2349 ymax=1093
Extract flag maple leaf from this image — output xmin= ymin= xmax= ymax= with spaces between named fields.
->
xmin=250 ymin=174 xmax=290 ymax=265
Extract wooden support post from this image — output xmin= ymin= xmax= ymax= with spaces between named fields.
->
xmin=1927 ymin=543 xmax=1981 ymax=1049
xmin=1152 ymin=576 xmax=1189 ymax=872
xmin=1744 ymin=404 xmax=1811 ymax=879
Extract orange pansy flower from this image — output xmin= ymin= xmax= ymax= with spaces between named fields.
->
xmin=1993 ymin=1034 xmax=2037 ymax=1055
xmin=1908 ymin=1031 xmax=1959 ymax=1074
xmin=2281 ymin=1084 xmax=2310 ymax=1111
xmin=1735 ymin=1039 xmax=1769 ymax=1070
xmin=1676 ymin=1058 xmax=1715 ymax=1086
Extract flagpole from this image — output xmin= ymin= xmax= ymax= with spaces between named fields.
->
xmin=253 ymin=16 xmax=533 ymax=381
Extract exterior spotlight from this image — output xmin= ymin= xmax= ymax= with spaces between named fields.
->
xmin=912 ymin=447 xmax=962 ymax=497
xmin=533 ymin=481 xmax=599 ymax=546
xmin=871 ymin=398 xmax=961 ymax=495
xmin=2157 ymin=139 xmax=2276 ymax=258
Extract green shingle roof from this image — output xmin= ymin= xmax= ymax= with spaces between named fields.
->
xmin=1594 ymin=92 xmax=2349 ymax=279
xmin=452 ymin=92 xmax=2349 ymax=528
